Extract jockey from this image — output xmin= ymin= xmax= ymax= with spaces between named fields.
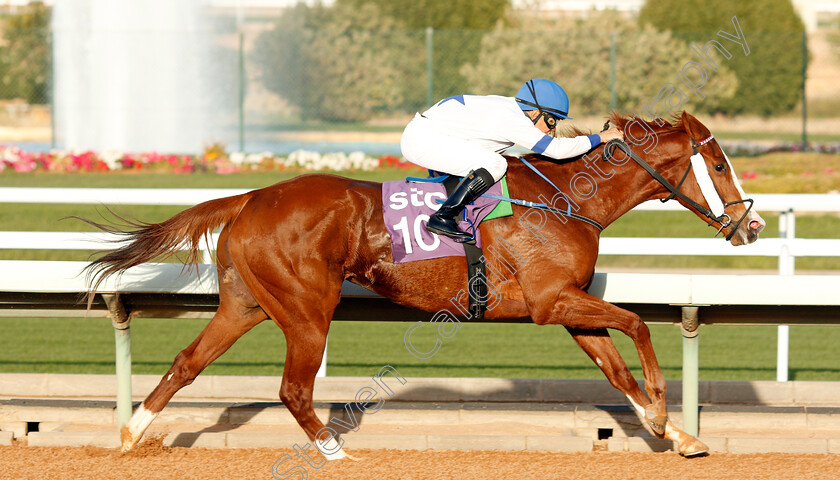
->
xmin=400 ymin=78 xmax=624 ymax=241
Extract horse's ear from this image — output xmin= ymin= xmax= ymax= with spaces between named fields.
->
xmin=680 ymin=111 xmax=708 ymax=139
xmin=680 ymin=111 xmax=695 ymax=135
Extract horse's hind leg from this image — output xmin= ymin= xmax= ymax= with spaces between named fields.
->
xmin=121 ymin=292 xmax=266 ymax=451
xmin=254 ymin=291 xmax=346 ymax=460
xmin=235 ymin=262 xmax=345 ymax=458
xmin=276 ymin=316 xmax=342 ymax=458
xmin=565 ymin=326 xmax=708 ymax=457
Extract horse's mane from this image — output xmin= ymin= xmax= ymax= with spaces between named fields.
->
xmin=522 ymin=112 xmax=688 ymax=168
xmin=559 ymin=112 xmax=686 ymax=138
xmin=610 ymin=112 xmax=687 ymax=135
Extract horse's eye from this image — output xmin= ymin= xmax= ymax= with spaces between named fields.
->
xmin=714 ymin=163 xmax=726 ymax=172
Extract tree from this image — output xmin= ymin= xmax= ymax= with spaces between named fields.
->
xmin=0 ymin=2 xmax=51 ymax=104
xmin=252 ymin=2 xmax=423 ymax=122
xmin=639 ymin=0 xmax=807 ymax=116
xmin=335 ymin=0 xmax=512 ymax=105
xmin=461 ymin=11 xmax=738 ymax=117
xmin=252 ymin=0 xmax=516 ymax=121
xmin=336 ymin=0 xmax=510 ymax=30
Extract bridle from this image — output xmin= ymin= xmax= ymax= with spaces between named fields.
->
xmin=602 ymin=135 xmax=755 ymax=241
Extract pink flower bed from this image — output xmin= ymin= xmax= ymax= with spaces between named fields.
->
xmin=0 ymin=145 xmax=422 ymax=174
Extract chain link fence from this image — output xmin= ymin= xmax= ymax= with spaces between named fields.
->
xmin=0 ymin=3 xmax=51 ymax=136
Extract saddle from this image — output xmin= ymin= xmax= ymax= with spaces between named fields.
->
xmin=382 ymin=173 xmax=512 ymax=319
xmin=437 ymin=173 xmax=488 ymax=319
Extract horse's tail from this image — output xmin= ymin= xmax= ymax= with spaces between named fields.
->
xmin=77 ymin=192 xmax=253 ymax=299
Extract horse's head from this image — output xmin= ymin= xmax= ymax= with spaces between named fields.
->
xmin=612 ymin=112 xmax=766 ymax=246
xmin=677 ymin=112 xmax=766 ymax=245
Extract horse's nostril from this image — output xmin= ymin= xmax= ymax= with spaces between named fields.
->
xmin=749 ymin=220 xmax=762 ymax=230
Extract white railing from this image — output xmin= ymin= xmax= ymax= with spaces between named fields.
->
xmin=2 ymin=232 xmax=837 ymax=258
xmin=2 ymin=259 xmax=837 ymax=436
xmin=2 ymin=188 xmax=839 ymax=211
xmin=2 ymin=188 xmax=840 ymax=382
xmin=3 ymin=189 xmax=838 ymax=260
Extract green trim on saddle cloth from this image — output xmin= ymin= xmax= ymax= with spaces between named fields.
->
xmin=484 ymin=177 xmax=513 ymax=221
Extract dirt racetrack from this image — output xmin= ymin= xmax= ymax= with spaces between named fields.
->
xmin=1 ymin=439 xmax=839 ymax=480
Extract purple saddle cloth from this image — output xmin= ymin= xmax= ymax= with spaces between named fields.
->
xmin=382 ymin=180 xmax=503 ymax=263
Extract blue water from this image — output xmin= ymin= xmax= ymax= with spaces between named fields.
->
xmin=4 ymin=142 xmax=53 ymax=153
xmin=245 ymin=140 xmax=403 ymax=156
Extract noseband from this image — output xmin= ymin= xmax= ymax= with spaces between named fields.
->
xmin=602 ymin=137 xmax=755 ymax=241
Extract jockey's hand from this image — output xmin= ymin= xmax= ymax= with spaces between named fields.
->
xmin=599 ymin=127 xmax=624 ymax=143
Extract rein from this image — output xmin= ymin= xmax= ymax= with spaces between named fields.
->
xmin=601 ymin=138 xmax=754 ymax=241
xmin=483 ymin=157 xmax=605 ymax=232
xmin=408 ymin=170 xmax=605 ymax=231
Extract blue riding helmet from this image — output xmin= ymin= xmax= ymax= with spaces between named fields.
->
xmin=515 ymin=78 xmax=572 ymax=120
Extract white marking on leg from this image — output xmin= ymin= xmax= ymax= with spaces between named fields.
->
xmin=626 ymin=394 xmax=667 ymax=436
xmin=166 ymin=373 xmax=174 ymax=381
xmin=663 ymin=420 xmax=682 ymax=442
xmin=624 ymin=394 xmax=646 ymax=418
xmin=596 ymin=357 xmax=603 ymax=367
xmin=126 ymin=403 xmax=158 ymax=441
xmin=315 ymin=437 xmax=347 ymax=461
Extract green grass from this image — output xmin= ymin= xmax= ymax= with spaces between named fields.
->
xmin=736 ymin=152 xmax=840 ymax=193
xmin=2 ymin=170 xmax=839 ymax=268
xmin=597 ymin=210 xmax=840 ymax=271
xmin=11 ymin=207 xmax=837 ymax=270
xmin=4 ymin=209 xmax=839 ymax=268
xmin=1 ymin=318 xmax=838 ymax=381
xmin=716 ymin=131 xmax=840 ymax=143
xmin=0 ymin=168 xmax=422 ymax=261
xmin=0 ymin=168 xmax=416 ymax=188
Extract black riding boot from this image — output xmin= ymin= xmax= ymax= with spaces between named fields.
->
xmin=426 ymin=168 xmax=495 ymax=241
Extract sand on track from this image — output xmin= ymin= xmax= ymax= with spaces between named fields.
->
xmin=1 ymin=437 xmax=838 ymax=480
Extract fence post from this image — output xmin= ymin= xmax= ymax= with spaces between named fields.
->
xmin=681 ymin=306 xmax=700 ymax=438
xmin=238 ymin=30 xmax=245 ymax=153
xmin=610 ymin=31 xmax=617 ymax=111
xmin=777 ymin=209 xmax=795 ymax=381
xmin=801 ymin=30 xmax=807 ymax=150
xmin=426 ymin=27 xmax=434 ymax=108
xmin=104 ymin=294 xmax=133 ymax=429
xmin=49 ymin=29 xmax=57 ymax=150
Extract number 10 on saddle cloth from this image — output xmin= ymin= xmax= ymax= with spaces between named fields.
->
xmin=381 ymin=178 xmax=512 ymax=263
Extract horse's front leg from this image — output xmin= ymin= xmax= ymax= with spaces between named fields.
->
xmin=565 ymin=326 xmax=708 ymax=456
xmin=534 ymin=286 xmax=708 ymax=456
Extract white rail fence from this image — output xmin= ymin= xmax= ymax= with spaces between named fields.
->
xmin=2 ymin=188 xmax=840 ymax=383
xmin=3 ymin=259 xmax=837 ymax=437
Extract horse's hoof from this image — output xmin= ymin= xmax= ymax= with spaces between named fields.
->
xmin=316 ymin=438 xmax=349 ymax=461
xmin=119 ymin=425 xmax=138 ymax=452
xmin=645 ymin=407 xmax=667 ymax=436
xmin=678 ymin=437 xmax=709 ymax=457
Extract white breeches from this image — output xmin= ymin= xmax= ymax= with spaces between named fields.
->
xmin=400 ymin=114 xmax=508 ymax=182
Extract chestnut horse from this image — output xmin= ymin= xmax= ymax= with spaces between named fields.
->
xmin=83 ymin=111 xmax=764 ymax=458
